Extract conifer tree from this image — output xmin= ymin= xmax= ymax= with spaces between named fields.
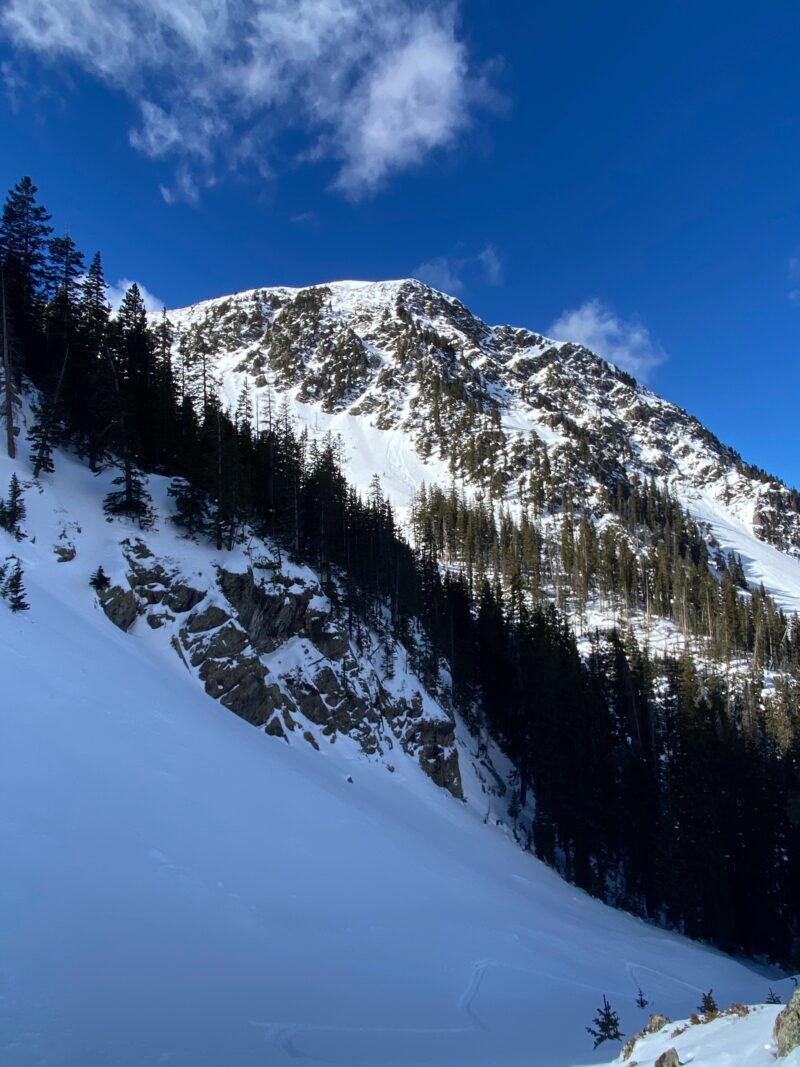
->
xmin=77 ymin=253 xmax=113 ymax=469
xmin=89 ymin=565 xmax=111 ymax=591
xmin=104 ymin=460 xmax=153 ymax=528
xmin=0 ymin=473 xmax=25 ymax=537
xmin=1 ymin=266 xmax=17 ymax=458
xmin=28 ymin=400 xmax=56 ymax=475
xmin=586 ymin=996 xmax=623 ymax=1048
xmin=3 ymin=557 xmax=29 ymax=612
xmin=698 ymin=990 xmax=718 ymax=1017
xmin=0 ymin=176 xmax=53 ymax=313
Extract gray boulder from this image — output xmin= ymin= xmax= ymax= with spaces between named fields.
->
xmin=654 ymin=1049 xmax=679 ymax=1067
xmin=774 ymin=988 xmax=800 ymax=1058
xmin=98 ymin=586 xmax=139 ymax=632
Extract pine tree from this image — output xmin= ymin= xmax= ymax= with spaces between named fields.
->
xmin=104 ymin=460 xmax=153 ymax=528
xmin=0 ymin=473 xmax=25 ymax=537
xmin=77 ymin=253 xmax=113 ymax=469
xmin=89 ymin=565 xmax=111 ymax=591
xmin=0 ymin=176 xmax=53 ymax=312
xmin=168 ymin=476 xmax=208 ymax=537
xmin=1 ymin=264 xmax=19 ymax=458
xmin=586 ymin=995 xmax=623 ymax=1048
xmin=47 ymin=233 xmax=84 ymax=305
xmin=3 ymin=557 xmax=29 ymax=612
xmin=28 ymin=399 xmax=57 ymax=475
xmin=698 ymin=989 xmax=718 ymax=1017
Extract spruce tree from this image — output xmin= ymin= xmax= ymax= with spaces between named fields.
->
xmin=77 ymin=253 xmax=113 ymax=469
xmin=698 ymin=989 xmax=718 ymax=1017
xmin=47 ymin=233 xmax=84 ymax=305
xmin=1 ymin=265 xmax=18 ymax=458
xmin=103 ymin=460 xmax=153 ymax=528
xmin=3 ymin=558 xmax=29 ymax=612
xmin=0 ymin=473 xmax=25 ymax=537
xmin=586 ymin=995 xmax=623 ymax=1048
xmin=0 ymin=176 xmax=53 ymax=312
xmin=29 ymin=399 xmax=56 ymax=475
xmin=89 ymin=565 xmax=111 ymax=591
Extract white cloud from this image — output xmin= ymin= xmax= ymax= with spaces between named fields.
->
xmin=412 ymin=255 xmax=465 ymax=293
xmin=332 ymin=12 xmax=468 ymax=196
xmin=412 ymin=243 xmax=502 ymax=294
xmin=107 ymin=278 xmax=165 ymax=314
xmin=548 ymin=299 xmax=666 ymax=382
xmin=1 ymin=0 xmax=486 ymax=199
xmin=477 ymin=244 xmax=503 ymax=286
xmin=789 ymin=257 xmax=800 ymax=307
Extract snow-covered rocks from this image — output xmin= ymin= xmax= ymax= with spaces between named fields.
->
xmin=775 ymin=989 xmax=800 ymax=1058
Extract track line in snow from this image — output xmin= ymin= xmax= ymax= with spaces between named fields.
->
xmin=457 ymin=958 xmax=494 ymax=1032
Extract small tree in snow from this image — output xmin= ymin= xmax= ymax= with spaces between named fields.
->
xmin=3 ymin=557 xmax=28 ymax=612
xmin=0 ymin=473 xmax=25 ymax=538
xmin=89 ymin=565 xmax=110 ymax=591
xmin=586 ymin=995 xmax=623 ymax=1048
xmin=104 ymin=461 xmax=153 ymax=529
xmin=698 ymin=989 xmax=718 ymax=1016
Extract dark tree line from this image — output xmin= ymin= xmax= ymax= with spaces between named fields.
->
xmin=2 ymin=176 xmax=799 ymax=966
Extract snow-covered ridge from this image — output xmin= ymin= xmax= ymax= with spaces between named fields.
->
xmin=161 ymin=278 xmax=800 ymax=616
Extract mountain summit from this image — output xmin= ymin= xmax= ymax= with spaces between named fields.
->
xmin=166 ymin=278 xmax=800 ymax=604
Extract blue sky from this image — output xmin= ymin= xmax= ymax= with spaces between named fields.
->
xmin=1 ymin=1 xmax=799 ymax=485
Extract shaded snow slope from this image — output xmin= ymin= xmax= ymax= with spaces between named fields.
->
xmin=1 ymin=447 xmax=794 ymax=1066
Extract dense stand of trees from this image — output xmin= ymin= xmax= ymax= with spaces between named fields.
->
xmin=2 ymin=176 xmax=799 ymax=966
xmin=411 ymin=479 xmax=800 ymax=674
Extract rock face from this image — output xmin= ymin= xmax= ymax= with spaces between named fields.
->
xmin=654 ymin=1049 xmax=679 ymax=1067
xmin=774 ymin=988 xmax=800 ymax=1058
xmin=164 ymin=278 xmax=800 ymax=557
xmin=620 ymin=1013 xmax=671 ymax=1060
xmin=106 ymin=539 xmax=463 ymax=798
xmin=98 ymin=585 xmax=139 ymax=631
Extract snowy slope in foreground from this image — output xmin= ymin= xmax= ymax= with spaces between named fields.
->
xmin=1 ymin=466 xmax=796 ymax=1066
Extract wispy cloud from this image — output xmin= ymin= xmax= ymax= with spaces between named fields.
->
xmin=412 ymin=243 xmax=503 ymax=294
xmin=549 ymin=299 xmax=666 ymax=382
xmin=412 ymin=255 xmax=466 ymax=293
xmin=477 ymin=244 xmax=503 ymax=286
xmin=789 ymin=257 xmax=800 ymax=307
xmin=107 ymin=278 xmax=165 ymax=313
xmin=1 ymin=0 xmax=488 ymax=201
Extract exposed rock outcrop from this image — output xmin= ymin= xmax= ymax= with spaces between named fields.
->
xmin=101 ymin=543 xmax=463 ymax=797
xmin=98 ymin=585 xmax=139 ymax=632
xmin=621 ymin=1014 xmax=671 ymax=1060
xmin=774 ymin=988 xmax=800 ymax=1058
xmin=654 ymin=1049 xmax=679 ymax=1067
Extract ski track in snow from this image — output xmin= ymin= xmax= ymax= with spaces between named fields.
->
xmin=456 ymin=959 xmax=493 ymax=1032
